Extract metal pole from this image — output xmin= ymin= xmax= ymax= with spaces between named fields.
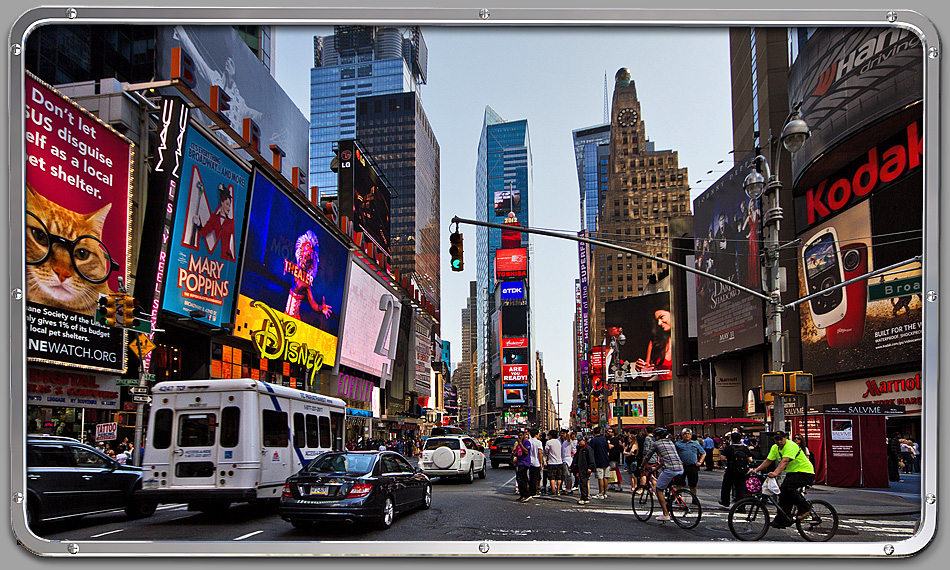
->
xmin=132 ymin=334 xmax=147 ymax=467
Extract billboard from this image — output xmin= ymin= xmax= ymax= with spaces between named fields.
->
xmin=156 ymin=26 xmax=309 ymax=185
xmin=25 ymin=73 xmax=132 ymax=374
xmin=692 ymin=154 xmax=766 ymax=359
xmin=494 ymin=188 xmax=521 ymax=216
xmin=499 ymin=281 xmax=525 ymax=300
xmin=336 ymin=140 xmax=392 ymax=256
xmin=234 ymin=171 xmax=350 ymax=385
xmin=787 ymin=27 xmax=923 ymax=188
xmin=501 ymin=304 xmax=528 ymax=338
xmin=795 ymin=139 xmax=922 ymax=376
xmin=604 ymin=292 xmax=674 ymax=382
xmin=495 ymin=247 xmax=528 ymax=280
xmin=618 ymin=391 xmax=656 ymax=426
xmin=161 ymin=127 xmax=250 ymax=327
xmin=339 ymin=258 xmax=402 ymax=379
xmin=412 ymin=311 xmax=434 ymax=397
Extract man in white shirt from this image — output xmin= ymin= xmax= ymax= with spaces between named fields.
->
xmin=528 ymin=428 xmax=544 ymax=498
xmin=544 ymin=429 xmax=564 ymax=495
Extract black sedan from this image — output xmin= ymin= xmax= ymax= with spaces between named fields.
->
xmin=279 ymin=451 xmax=431 ymax=530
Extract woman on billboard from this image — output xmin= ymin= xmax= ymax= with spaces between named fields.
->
xmin=634 ymin=301 xmax=672 ymax=381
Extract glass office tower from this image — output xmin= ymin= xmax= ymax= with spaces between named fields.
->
xmin=572 ymin=123 xmax=611 ymax=234
xmin=356 ymin=91 xmax=441 ymax=309
xmin=475 ymin=107 xmax=533 ymax=425
xmin=309 ymin=26 xmax=427 ymax=200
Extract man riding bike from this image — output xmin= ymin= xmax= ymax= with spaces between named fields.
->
xmin=641 ymin=427 xmax=684 ymax=521
xmin=749 ymin=431 xmax=815 ymax=528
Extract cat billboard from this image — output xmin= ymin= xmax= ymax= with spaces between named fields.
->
xmin=161 ymin=126 xmax=250 ymax=327
xmin=24 ymin=73 xmax=132 ymax=374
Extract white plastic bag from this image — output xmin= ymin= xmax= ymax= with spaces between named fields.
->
xmin=762 ymin=476 xmax=781 ymax=496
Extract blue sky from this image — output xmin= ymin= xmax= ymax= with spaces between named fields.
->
xmin=274 ymin=25 xmax=735 ymax=416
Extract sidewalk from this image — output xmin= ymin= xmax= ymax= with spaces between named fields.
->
xmin=535 ymin=470 xmax=922 ymax=517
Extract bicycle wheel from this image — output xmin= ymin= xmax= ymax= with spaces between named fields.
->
xmin=728 ymin=498 xmax=770 ymax=541
xmin=669 ymin=489 xmax=702 ymax=529
xmin=632 ymin=485 xmax=654 ymax=521
xmin=796 ymin=499 xmax=839 ymax=542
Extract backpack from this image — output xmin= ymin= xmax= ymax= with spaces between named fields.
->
xmin=729 ymin=444 xmax=749 ymax=471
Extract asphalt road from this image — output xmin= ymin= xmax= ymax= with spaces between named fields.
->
xmin=33 ymin=461 xmax=918 ymax=544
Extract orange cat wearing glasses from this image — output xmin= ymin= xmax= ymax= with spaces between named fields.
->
xmin=26 ymin=185 xmax=113 ymax=316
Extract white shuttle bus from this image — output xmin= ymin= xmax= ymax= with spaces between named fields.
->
xmin=139 ymin=379 xmax=346 ymax=513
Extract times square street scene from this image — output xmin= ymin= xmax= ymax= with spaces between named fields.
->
xmin=16 ymin=20 xmax=925 ymax=546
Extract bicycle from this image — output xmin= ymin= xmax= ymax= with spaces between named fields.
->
xmin=727 ymin=472 xmax=838 ymax=541
xmin=632 ymin=466 xmax=702 ymax=529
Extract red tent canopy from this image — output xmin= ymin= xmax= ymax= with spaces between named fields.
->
xmin=667 ymin=418 xmax=764 ymax=426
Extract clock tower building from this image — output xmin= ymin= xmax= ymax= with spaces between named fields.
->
xmin=590 ymin=68 xmax=692 ymax=350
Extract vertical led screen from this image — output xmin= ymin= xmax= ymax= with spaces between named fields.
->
xmin=339 ymin=257 xmax=402 ymax=379
xmin=234 ymin=171 xmax=350 ymax=386
xmin=161 ymin=127 xmax=250 ymax=327
xmin=24 ymin=73 xmax=132 ymax=374
xmin=336 ymin=140 xmax=391 ymax=257
xmin=692 ymin=154 xmax=766 ymax=359
xmin=604 ymin=292 xmax=673 ymax=382
xmin=501 ymin=304 xmax=528 ymax=404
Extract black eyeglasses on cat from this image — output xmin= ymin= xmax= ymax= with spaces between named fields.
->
xmin=26 ymin=211 xmax=119 ymax=284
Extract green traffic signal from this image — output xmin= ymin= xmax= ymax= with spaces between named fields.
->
xmin=449 ymin=231 xmax=463 ymax=271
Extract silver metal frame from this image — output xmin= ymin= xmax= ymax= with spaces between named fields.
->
xmin=6 ymin=6 xmax=939 ymax=558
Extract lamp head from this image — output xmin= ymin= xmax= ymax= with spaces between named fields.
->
xmin=744 ymin=169 xmax=767 ymax=199
xmin=781 ymin=114 xmax=810 ymax=153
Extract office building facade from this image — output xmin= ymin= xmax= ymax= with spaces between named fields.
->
xmin=309 ymin=26 xmax=427 ymax=199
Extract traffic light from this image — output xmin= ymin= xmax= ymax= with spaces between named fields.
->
xmin=449 ymin=231 xmax=464 ymax=271
xmin=789 ymin=372 xmax=814 ymax=394
xmin=120 ymin=295 xmax=137 ymax=328
xmin=762 ymin=371 xmax=786 ymax=394
xmin=97 ymin=294 xmax=118 ymax=327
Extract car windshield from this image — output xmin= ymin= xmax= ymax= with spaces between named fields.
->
xmin=424 ymin=438 xmax=460 ymax=451
xmin=303 ymin=453 xmax=376 ymax=475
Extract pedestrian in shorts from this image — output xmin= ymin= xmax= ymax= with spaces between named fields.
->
xmin=544 ymin=429 xmax=564 ymax=495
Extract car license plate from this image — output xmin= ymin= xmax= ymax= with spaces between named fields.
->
xmin=310 ymin=486 xmax=329 ymax=496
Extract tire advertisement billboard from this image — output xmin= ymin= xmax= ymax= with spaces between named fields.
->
xmin=25 ymin=73 xmax=132 ymax=374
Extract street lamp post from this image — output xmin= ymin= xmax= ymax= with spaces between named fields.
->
xmin=743 ymin=103 xmax=810 ymax=433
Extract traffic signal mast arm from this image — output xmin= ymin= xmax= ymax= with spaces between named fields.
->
xmin=449 ymin=216 xmax=921 ymax=313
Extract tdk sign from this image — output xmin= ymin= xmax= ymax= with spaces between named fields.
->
xmin=500 ymin=282 xmax=525 ymax=300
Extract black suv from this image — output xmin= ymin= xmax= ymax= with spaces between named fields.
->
xmin=26 ymin=435 xmax=157 ymax=528
xmin=489 ymin=435 xmax=520 ymax=468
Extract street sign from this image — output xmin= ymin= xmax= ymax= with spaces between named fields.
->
xmin=115 ymin=378 xmax=139 ymax=386
xmin=129 ymin=387 xmax=150 ymax=395
xmin=129 ymin=333 xmax=156 ymax=359
xmin=132 ymin=395 xmax=152 ymax=404
xmin=868 ymin=276 xmax=922 ymax=301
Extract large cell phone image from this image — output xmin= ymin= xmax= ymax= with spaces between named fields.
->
xmin=802 ymin=227 xmax=848 ymax=329
xmin=826 ymin=243 xmax=869 ymax=348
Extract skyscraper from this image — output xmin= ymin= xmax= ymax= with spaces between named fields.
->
xmin=589 ymin=68 xmax=692 ymax=350
xmin=458 ymin=281 xmax=478 ymax=428
xmin=475 ymin=107 xmax=533 ymax=427
xmin=309 ymin=26 xmax=427 ymax=199
xmin=573 ymin=123 xmax=611 ymax=233
xmin=356 ymin=91 xmax=441 ymax=309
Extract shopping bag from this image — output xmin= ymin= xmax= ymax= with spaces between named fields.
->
xmin=762 ymin=476 xmax=781 ymax=496
xmin=607 ymin=469 xmax=618 ymax=484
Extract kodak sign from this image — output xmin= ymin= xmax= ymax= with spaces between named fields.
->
xmin=794 ymin=120 xmax=922 ymax=233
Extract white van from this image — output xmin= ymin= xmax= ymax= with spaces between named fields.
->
xmin=139 ymin=379 xmax=346 ymax=513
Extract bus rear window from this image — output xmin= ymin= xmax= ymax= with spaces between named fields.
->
xmin=220 ymin=407 xmax=240 ymax=448
xmin=178 ymin=413 xmax=216 ymax=447
xmin=152 ymin=409 xmax=173 ymax=449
